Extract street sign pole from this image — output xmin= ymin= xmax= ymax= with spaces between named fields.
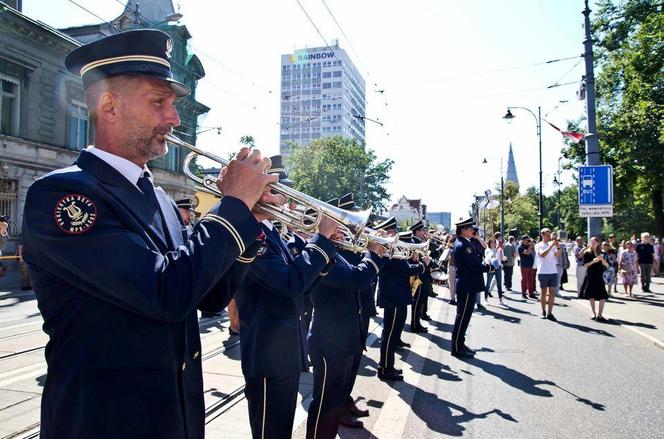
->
xmin=583 ymin=0 xmax=603 ymax=239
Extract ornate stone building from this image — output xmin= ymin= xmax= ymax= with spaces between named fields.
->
xmin=388 ymin=195 xmax=427 ymax=229
xmin=0 ymin=0 xmax=208 ymax=254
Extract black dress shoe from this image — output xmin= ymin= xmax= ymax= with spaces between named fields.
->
xmin=347 ymin=404 xmax=370 ymax=418
xmin=421 ymin=313 xmax=432 ymax=321
xmin=378 ymin=368 xmax=404 ymax=381
xmin=462 ymin=346 xmax=476 ymax=356
xmin=339 ymin=414 xmax=364 ymax=428
xmin=449 ymin=300 xmax=457 ymax=305
xmin=451 ymin=349 xmax=474 ymax=359
xmin=396 ymin=340 xmax=410 ymax=347
xmin=428 ymin=291 xmax=438 ymax=297
xmin=413 ymin=327 xmax=428 ymax=333
xmin=476 ymin=304 xmax=486 ymax=311
xmin=229 ymin=328 xmax=239 ymax=336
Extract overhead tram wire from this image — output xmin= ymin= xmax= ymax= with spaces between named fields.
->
xmin=435 ymin=54 xmax=584 ymax=82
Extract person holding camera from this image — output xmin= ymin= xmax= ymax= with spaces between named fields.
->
xmin=518 ymin=235 xmax=536 ymax=299
xmin=535 ymin=228 xmax=561 ymax=321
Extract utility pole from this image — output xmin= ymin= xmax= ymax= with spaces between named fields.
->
xmin=583 ymin=0 xmax=602 ymax=239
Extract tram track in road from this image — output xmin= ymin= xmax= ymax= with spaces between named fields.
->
xmin=1 ymin=324 xmax=243 ymax=439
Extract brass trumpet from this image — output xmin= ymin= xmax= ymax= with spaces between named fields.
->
xmin=391 ymin=239 xmax=431 ymax=260
xmin=170 ymin=134 xmax=371 ymax=240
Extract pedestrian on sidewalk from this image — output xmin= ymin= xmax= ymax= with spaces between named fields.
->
xmin=535 ymin=228 xmax=560 ymax=321
xmin=503 ymin=235 xmax=517 ymax=291
xmin=619 ymin=241 xmax=639 ymax=297
xmin=518 ymin=235 xmax=536 ymax=299
xmin=636 ymin=232 xmax=655 ymax=292
xmin=602 ymin=241 xmax=617 ymax=296
xmin=653 ymin=236 xmax=660 ymax=277
xmin=481 ymin=237 xmax=504 ymax=305
xmin=580 ymin=237 xmax=610 ymax=321
xmin=573 ymin=236 xmax=587 ymax=294
xmin=552 ymin=232 xmax=568 ymax=297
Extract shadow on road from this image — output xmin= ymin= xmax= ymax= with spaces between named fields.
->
xmin=555 ymin=320 xmax=615 ymax=337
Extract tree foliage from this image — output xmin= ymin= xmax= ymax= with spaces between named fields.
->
xmin=285 ymin=137 xmax=394 ymax=212
xmin=562 ymin=0 xmax=664 ymax=236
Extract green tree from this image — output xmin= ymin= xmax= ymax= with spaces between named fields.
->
xmin=563 ymin=0 xmax=664 ymax=235
xmin=285 ymin=137 xmax=394 ymax=211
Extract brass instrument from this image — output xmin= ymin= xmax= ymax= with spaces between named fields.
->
xmin=171 ymin=134 xmax=371 ymax=240
xmin=410 ymin=275 xmax=422 ymax=296
xmin=390 ymin=239 xmax=431 ymax=260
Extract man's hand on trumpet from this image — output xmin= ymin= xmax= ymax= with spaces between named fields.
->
xmin=217 ymin=148 xmax=278 ymax=210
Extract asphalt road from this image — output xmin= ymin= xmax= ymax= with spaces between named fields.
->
xmin=2 ymin=269 xmax=664 ymax=438
xmin=291 ymin=278 xmax=664 ymax=438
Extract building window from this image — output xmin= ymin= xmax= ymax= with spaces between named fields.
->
xmin=0 ymin=75 xmax=20 ymax=136
xmin=333 ymin=82 xmax=342 ymax=88
xmin=68 ymin=101 xmax=89 ymax=149
xmin=333 ymin=71 xmax=342 ymax=77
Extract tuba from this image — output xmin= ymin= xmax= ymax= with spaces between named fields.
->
xmin=170 ymin=134 xmax=371 ymax=241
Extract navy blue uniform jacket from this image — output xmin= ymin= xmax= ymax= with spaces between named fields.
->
xmin=22 ymin=150 xmax=260 ymax=439
xmin=308 ymin=251 xmax=383 ymax=358
xmin=377 ymin=258 xmax=424 ymax=307
xmin=235 ymin=223 xmax=336 ymax=378
xmin=339 ymin=248 xmax=377 ymax=319
xmin=453 ymin=237 xmax=489 ymax=294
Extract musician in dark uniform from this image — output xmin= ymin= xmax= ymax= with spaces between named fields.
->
xmin=409 ymin=220 xmax=435 ymax=332
xmin=175 ymin=198 xmax=195 ymax=226
xmin=450 ymin=218 xmax=489 ymax=359
xmin=234 ymin=179 xmax=338 ymax=438
xmin=21 ymin=30 xmax=278 ymax=439
xmin=332 ymin=194 xmax=379 ymax=427
xmin=306 ymin=198 xmax=385 ymax=437
xmin=378 ymin=229 xmax=426 ymax=380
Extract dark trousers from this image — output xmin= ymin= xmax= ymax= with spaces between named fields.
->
xmin=451 ymin=290 xmax=477 ymax=353
xmin=410 ymin=284 xmax=424 ymax=331
xmin=422 ymin=281 xmax=431 ymax=315
xmin=520 ymin=266 xmax=536 ymax=295
xmin=245 ymin=373 xmax=300 ymax=439
xmin=503 ymin=265 xmax=514 ymax=289
xmin=379 ymin=304 xmax=407 ymax=370
xmin=346 ymin=313 xmax=371 ymax=404
xmin=306 ymin=355 xmax=354 ymax=439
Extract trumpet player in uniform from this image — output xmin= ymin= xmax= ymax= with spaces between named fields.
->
xmin=378 ymin=228 xmax=427 ymax=381
xmin=451 ymin=218 xmax=489 ymax=359
xmin=234 ymin=166 xmax=338 ymax=438
xmin=22 ymin=30 xmax=278 ymax=439
xmin=409 ymin=220 xmax=434 ymax=333
xmin=306 ymin=195 xmax=385 ymax=438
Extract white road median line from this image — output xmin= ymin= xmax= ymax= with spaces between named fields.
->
xmin=371 ymin=298 xmax=441 ymax=439
xmin=566 ymin=297 xmax=664 ymax=349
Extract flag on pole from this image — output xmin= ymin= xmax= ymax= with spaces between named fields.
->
xmin=546 ymin=121 xmax=585 ymax=143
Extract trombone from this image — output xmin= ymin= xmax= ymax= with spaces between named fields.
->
xmin=170 ymin=134 xmax=371 ymax=241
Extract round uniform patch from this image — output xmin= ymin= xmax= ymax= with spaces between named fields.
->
xmin=54 ymin=194 xmax=97 ymax=234
xmin=256 ymin=240 xmax=269 ymax=257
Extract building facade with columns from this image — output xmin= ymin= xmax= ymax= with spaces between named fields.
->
xmin=0 ymin=0 xmax=208 ymax=254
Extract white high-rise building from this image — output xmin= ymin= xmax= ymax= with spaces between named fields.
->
xmin=279 ymin=43 xmax=366 ymax=156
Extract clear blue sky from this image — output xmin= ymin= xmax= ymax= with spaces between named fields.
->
xmin=25 ymin=0 xmax=596 ymax=221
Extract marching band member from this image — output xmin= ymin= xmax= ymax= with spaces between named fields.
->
xmin=306 ymin=195 xmax=385 ymax=438
xmin=22 ymin=30 xmax=277 ymax=439
xmin=409 ymin=220 xmax=434 ymax=333
xmin=234 ymin=166 xmax=337 ymax=438
xmin=451 ymin=218 xmax=489 ymax=359
xmin=377 ymin=225 xmax=426 ymax=381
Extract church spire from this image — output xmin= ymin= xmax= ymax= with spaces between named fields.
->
xmin=506 ymin=142 xmax=519 ymax=186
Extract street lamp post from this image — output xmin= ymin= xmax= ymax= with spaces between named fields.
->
xmin=503 ymin=106 xmax=543 ymax=233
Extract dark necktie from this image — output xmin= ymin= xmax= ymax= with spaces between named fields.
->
xmin=137 ymin=172 xmax=169 ymax=246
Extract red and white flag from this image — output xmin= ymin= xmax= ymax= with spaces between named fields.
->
xmin=546 ymin=121 xmax=585 ymax=143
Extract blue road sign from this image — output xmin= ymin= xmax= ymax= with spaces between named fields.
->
xmin=579 ymin=165 xmax=613 ymax=205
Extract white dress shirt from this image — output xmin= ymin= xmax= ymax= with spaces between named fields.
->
xmin=86 ymin=145 xmax=151 ymax=188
